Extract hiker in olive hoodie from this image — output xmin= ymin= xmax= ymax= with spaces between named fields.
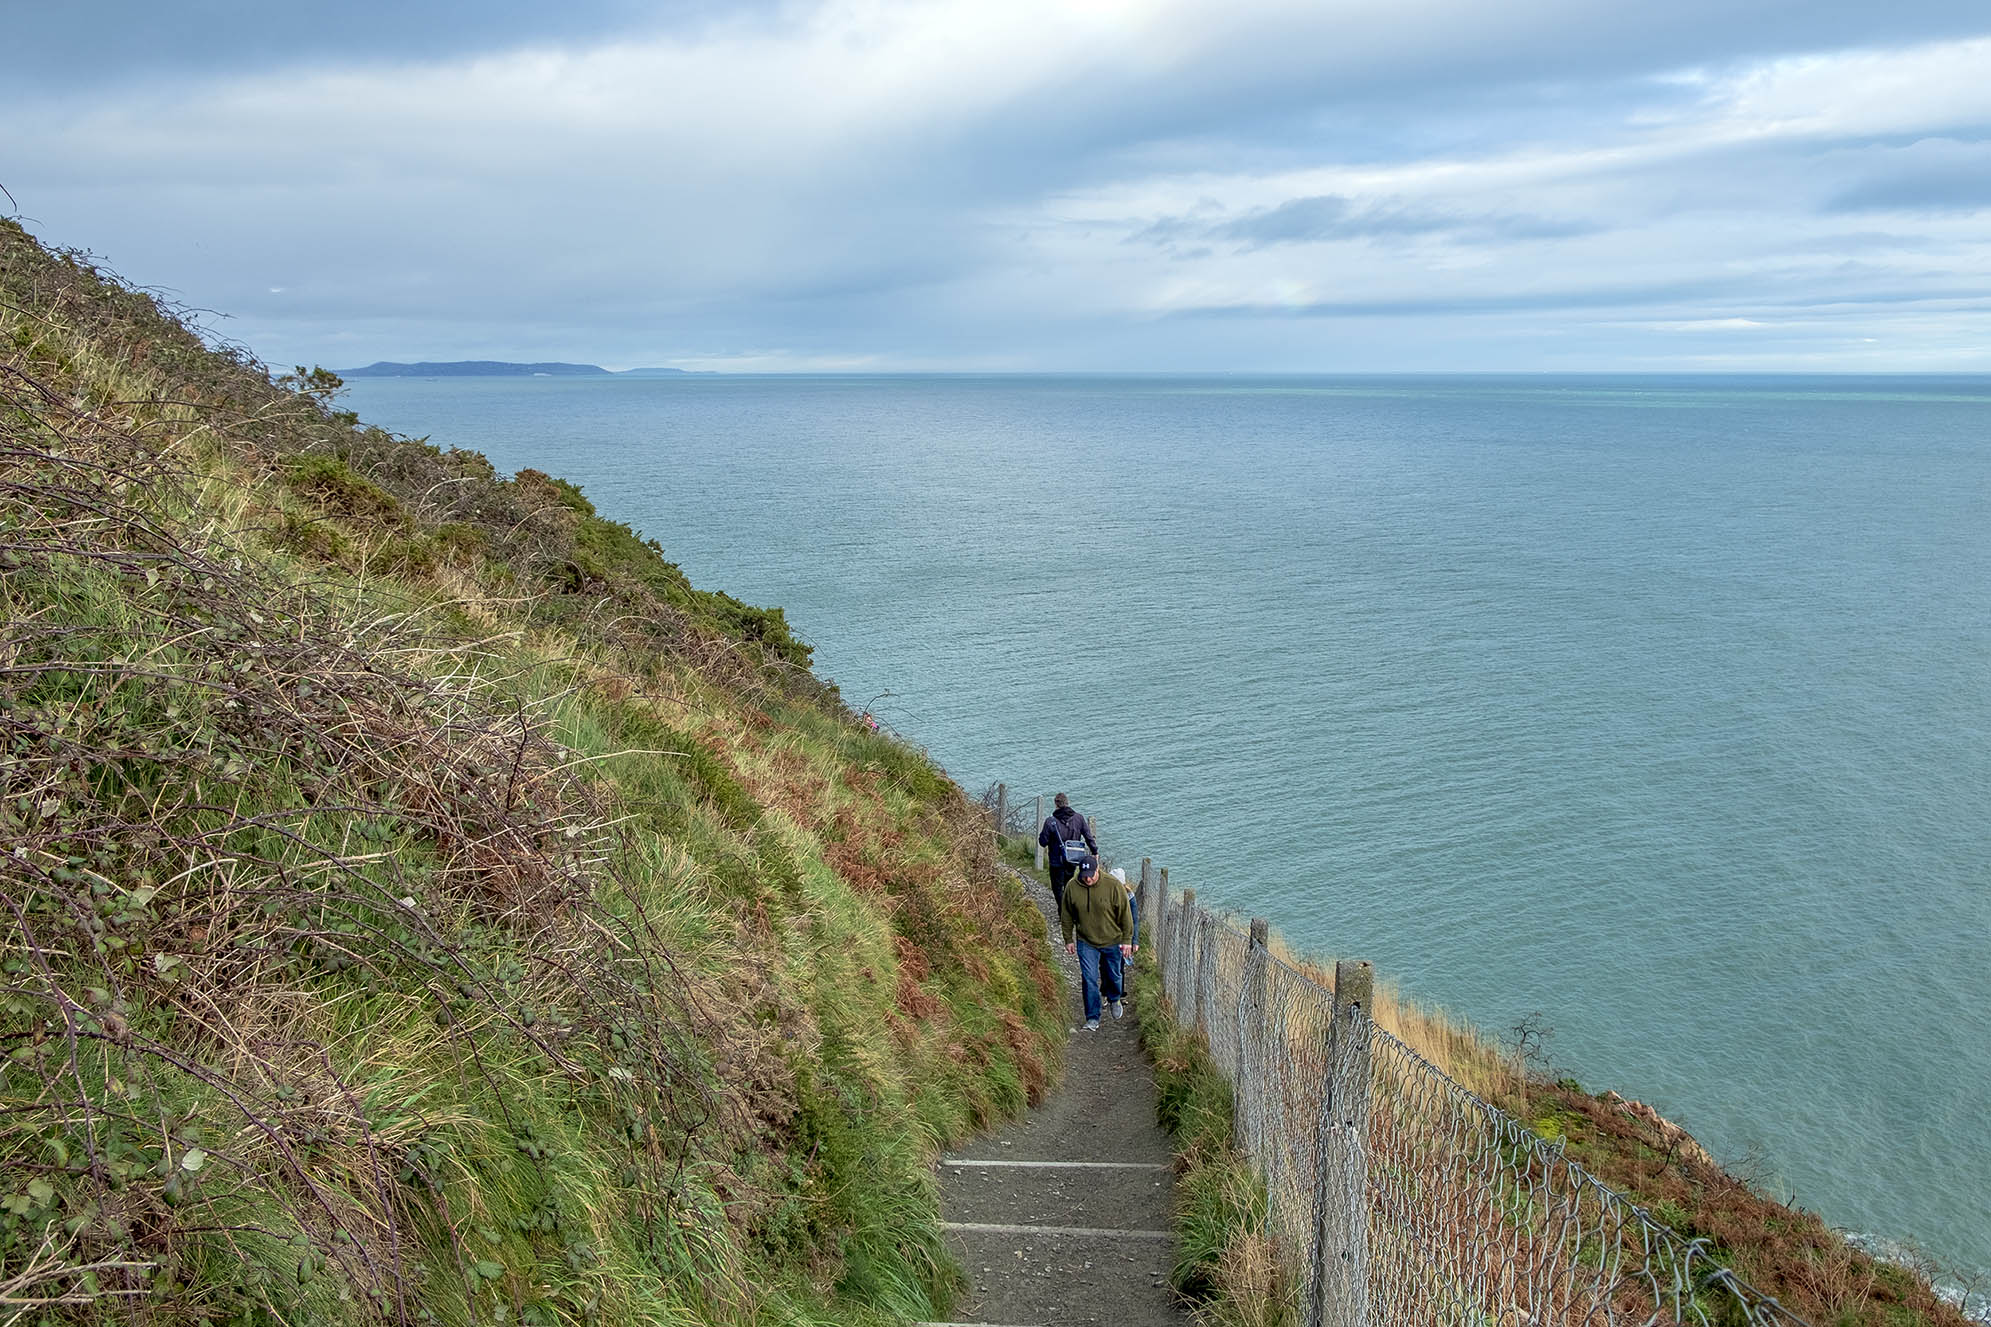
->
xmin=1059 ymin=854 xmax=1133 ymax=1030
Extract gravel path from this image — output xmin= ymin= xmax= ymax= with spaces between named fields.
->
xmin=927 ymin=870 xmax=1190 ymax=1327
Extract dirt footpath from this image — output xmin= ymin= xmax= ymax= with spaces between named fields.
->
xmin=927 ymin=872 xmax=1189 ymax=1327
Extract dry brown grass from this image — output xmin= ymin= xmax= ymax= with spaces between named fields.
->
xmin=1526 ymin=1083 xmax=1972 ymax=1327
xmin=1203 ymin=1232 xmax=1291 ymax=1327
xmin=1204 ymin=919 xmax=1968 ymax=1327
xmin=1264 ymin=932 xmax=1515 ymax=1098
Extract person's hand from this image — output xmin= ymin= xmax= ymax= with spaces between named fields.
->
xmin=1120 ymin=944 xmax=1133 ymax=957
xmin=1065 ymin=943 xmax=1076 ymax=955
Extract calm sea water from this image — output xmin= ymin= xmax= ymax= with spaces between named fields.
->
xmin=341 ymin=373 xmax=1991 ymax=1282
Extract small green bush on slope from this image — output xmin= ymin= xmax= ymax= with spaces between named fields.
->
xmin=0 ymin=220 xmax=1063 ymax=1326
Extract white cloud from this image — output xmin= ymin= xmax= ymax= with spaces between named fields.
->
xmin=1001 ymin=33 xmax=1991 ymax=361
xmin=6 ymin=3 xmax=1990 ymax=369
xmin=1637 ymin=318 xmax=1767 ymax=331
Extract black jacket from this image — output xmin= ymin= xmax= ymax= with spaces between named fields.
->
xmin=1037 ymin=806 xmax=1097 ymax=866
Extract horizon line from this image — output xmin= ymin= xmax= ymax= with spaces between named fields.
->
xmin=337 ymin=366 xmax=1991 ymax=379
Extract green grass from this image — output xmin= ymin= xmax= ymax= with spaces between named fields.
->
xmin=995 ymin=834 xmax=1049 ymax=884
xmin=0 ymin=217 xmax=1066 ymax=1326
xmin=1131 ymin=956 xmax=1295 ymax=1327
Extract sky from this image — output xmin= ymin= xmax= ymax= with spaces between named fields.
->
xmin=7 ymin=0 xmax=1991 ymax=372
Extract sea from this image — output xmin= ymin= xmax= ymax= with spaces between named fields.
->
xmin=339 ymin=372 xmax=1991 ymax=1291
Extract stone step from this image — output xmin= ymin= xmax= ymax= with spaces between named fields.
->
xmin=940 ymin=871 xmax=1189 ymax=1327
xmin=940 ymin=1161 xmax=1174 ymax=1231
xmin=944 ymin=1224 xmax=1177 ymax=1327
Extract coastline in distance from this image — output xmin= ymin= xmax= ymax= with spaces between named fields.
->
xmin=337 ymin=360 xmax=699 ymax=378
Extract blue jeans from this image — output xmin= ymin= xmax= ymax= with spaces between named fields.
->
xmin=1127 ymin=893 xmax=1139 ymax=948
xmin=1076 ymin=939 xmax=1125 ymax=1023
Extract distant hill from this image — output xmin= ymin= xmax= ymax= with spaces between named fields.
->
xmin=340 ymin=360 xmax=607 ymax=377
xmin=339 ymin=360 xmax=696 ymax=378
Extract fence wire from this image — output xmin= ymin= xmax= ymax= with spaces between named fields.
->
xmin=1140 ymin=882 xmax=1809 ymax=1327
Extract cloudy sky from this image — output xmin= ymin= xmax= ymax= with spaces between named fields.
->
xmin=8 ymin=0 xmax=1991 ymax=371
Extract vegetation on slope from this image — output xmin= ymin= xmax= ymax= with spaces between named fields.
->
xmin=0 ymin=219 xmax=1064 ymax=1326
xmin=1188 ymin=926 xmax=1971 ymax=1327
xmin=1508 ymin=1079 xmax=1971 ymax=1327
xmin=1130 ymin=955 xmax=1292 ymax=1327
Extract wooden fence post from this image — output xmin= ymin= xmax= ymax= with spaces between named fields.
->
xmin=1309 ymin=959 xmax=1374 ymax=1327
xmin=994 ymin=782 xmax=1007 ymax=838
xmin=1177 ymin=887 xmax=1195 ymax=1018
xmin=1137 ymin=858 xmax=1152 ymax=946
xmin=1239 ymin=918 xmax=1270 ymax=1155
xmin=1186 ymin=888 xmax=1202 ymax=1036
xmin=1155 ymin=867 xmax=1170 ymax=979
xmin=1034 ymin=795 xmax=1046 ymax=870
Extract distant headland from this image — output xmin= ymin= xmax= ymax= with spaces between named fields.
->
xmin=337 ymin=360 xmax=699 ymax=378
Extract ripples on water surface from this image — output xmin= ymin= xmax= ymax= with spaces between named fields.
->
xmin=343 ymin=373 xmax=1991 ymax=1280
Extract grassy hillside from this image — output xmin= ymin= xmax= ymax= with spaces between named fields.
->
xmin=0 ymin=219 xmax=1063 ymax=1326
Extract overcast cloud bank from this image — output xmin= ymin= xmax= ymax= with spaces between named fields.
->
xmin=8 ymin=0 xmax=1991 ymax=371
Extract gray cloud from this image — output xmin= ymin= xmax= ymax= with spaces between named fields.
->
xmin=1127 ymin=196 xmax=1598 ymax=258
xmin=1825 ymin=139 xmax=1991 ymax=213
xmin=1166 ymin=278 xmax=1738 ymax=320
xmin=1209 ymin=195 xmax=1598 ymax=248
xmin=7 ymin=0 xmax=771 ymax=93
xmin=7 ymin=2 xmax=1991 ymax=371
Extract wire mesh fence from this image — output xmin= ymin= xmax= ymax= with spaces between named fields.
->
xmin=979 ymin=784 xmax=1120 ymax=871
xmin=1138 ymin=875 xmax=1810 ymax=1327
xmin=978 ymin=792 xmax=1816 ymax=1327
xmin=1358 ymin=1022 xmax=1806 ymax=1327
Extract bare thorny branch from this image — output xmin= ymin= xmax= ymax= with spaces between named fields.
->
xmin=0 ymin=365 xmax=731 ymax=1322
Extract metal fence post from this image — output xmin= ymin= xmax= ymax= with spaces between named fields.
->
xmin=995 ymin=782 xmax=1007 ymax=838
xmin=1034 ymin=795 xmax=1046 ymax=870
xmin=1239 ymin=918 xmax=1270 ymax=1156
xmin=1309 ymin=960 xmax=1374 ymax=1327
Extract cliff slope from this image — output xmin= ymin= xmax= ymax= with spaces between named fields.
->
xmin=0 ymin=218 xmax=1063 ymax=1327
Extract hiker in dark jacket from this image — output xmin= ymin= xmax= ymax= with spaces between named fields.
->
xmin=1037 ymin=792 xmax=1097 ymax=912
xmin=1059 ymin=854 xmax=1132 ymax=1030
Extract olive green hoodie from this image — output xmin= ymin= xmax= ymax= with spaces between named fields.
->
xmin=1059 ymin=874 xmax=1132 ymax=947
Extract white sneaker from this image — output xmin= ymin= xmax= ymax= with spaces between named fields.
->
xmin=1083 ymin=1020 xmax=1100 ymax=1031
xmin=1110 ymin=1001 xmax=1124 ymax=1019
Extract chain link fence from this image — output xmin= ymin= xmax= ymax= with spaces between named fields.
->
xmin=980 ymin=788 xmax=1808 ymax=1327
xmin=1136 ymin=869 xmax=1809 ymax=1327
